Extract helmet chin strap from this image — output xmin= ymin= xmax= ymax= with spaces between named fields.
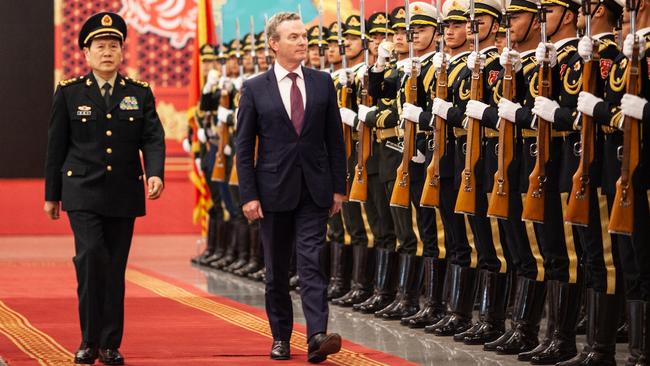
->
xmin=521 ymin=13 xmax=536 ymax=44
xmin=548 ymin=7 xmax=569 ymax=39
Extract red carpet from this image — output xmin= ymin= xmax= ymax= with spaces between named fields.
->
xmin=0 ymin=260 xmax=414 ymax=366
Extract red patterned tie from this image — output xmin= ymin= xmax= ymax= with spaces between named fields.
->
xmin=287 ymin=72 xmax=304 ymax=134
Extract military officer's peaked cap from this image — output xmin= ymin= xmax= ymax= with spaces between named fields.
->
xmin=507 ymin=0 xmax=538 ymax=13
xmin=471 ymin=0 xmax=505 ymax=20
xmin=390 ymin=6 xmax=406 ymax=29
xmin=443 ymin=0 xmax=470 ymax=22
xmin=327 ymin=21 xmax=345 ymax=42
xmin=200 ymin=44 xmax=218 ymax=61
xmin=343 ymin=15 xmax=365 ymax=36
xmin=78 ymin=12 xmax=127 ymax=49
xmin=368 ymin=12 xmax=394 ymax=34
xmin=542 ymin=0 xmax=580 ymax=12
xmin=307 ymin=25 xmax=329 ymax=46
xmin=410 ymin=2 xmax=438 ymax=27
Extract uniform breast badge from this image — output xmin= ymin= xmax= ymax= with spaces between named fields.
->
xmin=119 ymin=96 xmax=139 ymax=110
xmin=76 ymin=105 xmax=92 ymax=116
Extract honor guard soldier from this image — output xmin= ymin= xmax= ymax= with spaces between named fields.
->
xmin=307 ymin=25 xmax=329 ymax=69
xmin=44 ymin=12 xmax=165 ymax=364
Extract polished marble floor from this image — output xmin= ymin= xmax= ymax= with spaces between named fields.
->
xmin=193 ymin=265 xmax=631 ymax=366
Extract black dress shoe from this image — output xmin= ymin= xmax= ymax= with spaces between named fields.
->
xmin=308 ymin=333 xmax=342 ymax=364
xmin=98 ymin=349 xmax=124 ymax=365
xmin=270 ymin=340 xmax=290 ymax=360
xmin=74 ymin=344 xmax=98 ymax=364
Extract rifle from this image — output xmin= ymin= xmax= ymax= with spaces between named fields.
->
xmin=349 ymin=0 xmax=373 ymax=202
xmin=487 ymin=0 xmax=515 ymax=218
xmin=337 ymin=0 xmax=354 ymax=199
xmin=250 ymin=16 xmax=259 ymax=74
xmin=211 ymin=19 xmax=231 ymax=183
xmin=264 ymin=14 xmax=273 ymax=67
xmin=421 ymin=0 xmax=447 ymax=208
xmin=565 ymin=0 xmax=598 ymax=225
xmin=609 ymin=0 xmax=641 ymax=235
xmin=522 ymin=0 xmax=551 ymax=223
xmin=455 ymin=0 xmax=483 ymax=215
xmin=318 ymin=0 xmax=326 ymax=70
xmin=390 ymin=0 xmax=417 ymax=208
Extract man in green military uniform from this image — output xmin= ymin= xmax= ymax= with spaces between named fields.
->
xmin=44 ymin=12 xmax=165 ymax=365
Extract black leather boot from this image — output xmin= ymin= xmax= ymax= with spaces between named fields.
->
xmin=495 ymin=276 xmax=546 ymax=355
xmin=210 ymin=220 xmax=236 ymax=270
xmin=234 ymin=224 xmax=262 ymax=276
xmin=224 ymin=221 xmax=250 ymax=273
xmin=192 ymin=217 xmax=215 ymax=264
xmin=556 ymin=289 xmax=620 ymax=366
xmin=576 ymin=288 xmax=587 ymax=335
xmin=632 ymin=300 xmax=650 ymax=366
xmin=517 ymin=280 xmax=559 ymax=361
xmin=333 ymin=246 xmax=374 ymax=307
xmin=616 ymin=295 xmax=628 ymax=343
xmin=200 ymin=217 xmax=227 ymax=265
xmin=249 ymin=266 xmax=266 ymax=281
xmin=401 ymin=258 xmax=447 ymax=328
xmin=432 ymin=265 xmax=477 ymax=336
xmin=460 ymin=270 xmax=508 ymax=345
xmin=354 ymin=249 xmax=397 ymax=313
xmin=327 ymin=242 xmax=351 ymax=300
xmin=530 ymin=281 xmax=581 ymax=364
xmin=626 ymin=300 xmax=643 ymax=366
xmin=375 ymin=254 xmax=423 ymax=320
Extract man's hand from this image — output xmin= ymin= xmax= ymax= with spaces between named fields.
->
xmin=243 ymin=200 xmax=264 ymax=221
xmin=44 ymin=201 xmax=60 ymax=220
xmin=147 ymin=176 xmax=164 ymax=200
xmin=330 ymin=194 xmax=344 ymax=217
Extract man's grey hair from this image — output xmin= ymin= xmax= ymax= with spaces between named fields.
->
xmin=265 ymin=12 xmax=301 ymax=42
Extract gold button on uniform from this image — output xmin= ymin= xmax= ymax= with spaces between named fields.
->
xmin=138 ymin=175 xmax=143 ymax=180
xmin=106 ymin=113 xmax=112 ymax=119
xmin=107 ymin=165 xmax=113 ymax=171
xmin=129 ymin=117 xmax=134 ymax=122
xmin=67 ymin=170 xmax=72 ymax=176
xmin=81 ymin=118 xmax=87 ymax=123
xmin=106 ymin=130 xmax=112 ymax=136
xmin=106 ymin=148 xmax=113 ymax=154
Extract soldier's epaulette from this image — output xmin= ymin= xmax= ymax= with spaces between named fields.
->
xmin=123 ymin=76 xmax=150 ymax=88
xmin=486 ymin=50 xmax=500 ymax=61
xmin=558 ymin=45 xmax=577 ymax=63
xmin=58 ymin=76 xmax=85 ymax=87
xmin=598 ymin=38 xmax=618 ymax=53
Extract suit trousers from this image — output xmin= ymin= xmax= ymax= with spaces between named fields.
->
xmin=261 ymin=177 xmax=330 ymax=341
xmin=68 ymin=210 xmax=135 ymax=348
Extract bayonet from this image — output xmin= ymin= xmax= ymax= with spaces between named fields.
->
xmin=235 ymin=18 xmax=244 ymax=76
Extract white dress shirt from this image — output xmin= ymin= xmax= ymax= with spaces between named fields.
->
xmin=93 ymin=72 xmax=117 ymax=96
xmin=274 ymin=62 xmax=307 ymax=120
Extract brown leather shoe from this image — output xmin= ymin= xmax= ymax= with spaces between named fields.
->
xmin=74 ymin=344 xmax=98 ymax=364
xmin=307 ymin=333 xmax=342 ymax=364
xmin=98 ymin=349 xmax=124 ymax=365
xmin=270 ymin=340 xmax=290 ymax=360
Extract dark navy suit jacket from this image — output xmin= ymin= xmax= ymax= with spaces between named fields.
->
xmin=236 ymin=66 xmax=346 ymax=212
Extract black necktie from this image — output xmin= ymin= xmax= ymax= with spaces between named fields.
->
xmin=102 ymin=83 xmax=111 ymax=108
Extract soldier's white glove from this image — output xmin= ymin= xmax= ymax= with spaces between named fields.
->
xmin=358 ymin=105 xmax=376 ymax=122
xmin=467 ymin=51 xmax=486 ymax=70
xmin=403 ymin=58 xmax=421 ymax=77
xmin=498 ymin=98 xmax=522 ymax=123
xmin=465 ymin=100 xmax=489 ymax=120
xmin=578 ymin=36 xmax=593 ymax=62
xmin=224 ymin=145 xmax=232 ymax=156
xmin=411 ymin=149 xmax=426 ymax=163
xmin=233 ymin=76 xmax=244 ymax=90
xmin=195 ymin=158 xmax=202 ymax=173
xmin=623 ymin=33 xmax=646 ymax=60
xmin=500 ymin=47 xmax=522 ymax=73
xmin=340 ymin=107 xmax=357 ymax=127
xmin=217 ymin=106 xmax=232 ymax=124
xmin=202 ymin=69 xmax=219 ymax=94
xmin=532 ymin=96 xmax=560 ymax=123
xmin=182 ymin=138 xmax=191 ymax=153
xmin=577 ymin=91 xmax=603 ymax=117
xmin=621 ymin=93 xmax=648 ymax=121
xmin=535 ymin=42 xmax=557 ymax=67
xmin=218 ymin=76 xmax=231 ymax=91
xmin=338 ymin=69 xmax=349 ymax=86
xmin=402 ymin=103 xmax=423 ymax=123
xmin=374 ymin=41 xmax=392 ymax=70
xmin=198 ymin=128 xmax=207 ymax=143
xmin=432 ymin=52 xmax=450 ymax=73
xmin=432 ymin=97 xmax=453 ymax=120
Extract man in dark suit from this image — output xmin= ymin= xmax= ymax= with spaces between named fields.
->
xmin=43 ymin=12 xmax=165 ymax=365
xmin=236 ymin=11 xmax=346 ymax=364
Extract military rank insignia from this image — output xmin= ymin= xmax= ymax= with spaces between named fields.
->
xmin=119 ymin=96 xmax=139 ymax=110
xmin=76 ymin=105 xmax=92 ymax=116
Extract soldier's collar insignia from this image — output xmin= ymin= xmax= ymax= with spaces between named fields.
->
xmin=85 ymin=78 xmax=93 ymax=87
xmin=120 ymin=96 xmax=139 ymax=110
xmin=101 ymin=14 xmax=113 ymax=27
xmin=119 ymin=79 xmax=126 ymax=87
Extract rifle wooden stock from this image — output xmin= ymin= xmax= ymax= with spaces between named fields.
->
xmin=349 ymin=74 xmax=373 ymax=203
xmin=487 ymin=63 xmax=516 ymax=219
xmin=609 ymin=43 xmax=641 ymax=235
xmin=229 ymin=156 xmax=239 ymax=186
xmin=341 ymin=81 xmax=354 ymax=200
xmin=211 ymin=90 xmax=231 ymax=182
xmin=522 ymin=61 xmax=552 ymax=223
xmin=390 ymin=65 xmax=418 ymax=208
xmin=455 ymin=62 xmax=483 ymax=215
xmin=420 ymin=59 xmax=448 ymax=208
xmin=566 ymin=46 xmax=599 ymax=226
